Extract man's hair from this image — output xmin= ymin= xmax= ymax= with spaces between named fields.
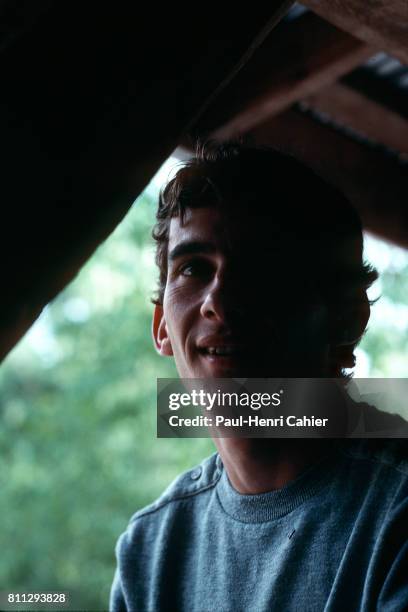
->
xmin=152 ymin=141 xmax=378 ymax=375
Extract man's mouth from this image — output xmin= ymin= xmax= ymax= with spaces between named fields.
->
xmin=196 ymin=335 xmax=254 ymax=373
xmin=200 ymin=346 xmax=242 ymax=356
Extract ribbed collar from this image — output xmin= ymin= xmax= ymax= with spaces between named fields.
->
xmin=215 ymin=448 xmax=341 ymax=523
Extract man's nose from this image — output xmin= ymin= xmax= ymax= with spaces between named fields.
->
xmin=199 ymin=273 xmax=243 ymax=323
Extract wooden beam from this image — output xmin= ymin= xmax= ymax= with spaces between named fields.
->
xmin=301 ymin=82 xmax=408 ymax=158
xmin=302 ymin=0 xmax=408 ymax=65
xmin=249 ymin=109 xmax=408 ymax=248
xmin=0 ymin=1 xmax=293 ymax=362
xmin=193 ymin=12 xmax=374 ymax=141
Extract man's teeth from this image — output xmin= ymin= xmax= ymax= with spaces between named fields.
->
xmin=206 ymin=347 xmax=237 ymax=356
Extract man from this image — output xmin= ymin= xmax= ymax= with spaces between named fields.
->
xmin=110 ymin=142 xmax=408 ymax=611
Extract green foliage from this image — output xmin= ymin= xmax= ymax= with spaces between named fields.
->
xmin=359 ymin=245 xmax=408 ymax=377
xmin=0 ymin=190 xmax=213 ymax=611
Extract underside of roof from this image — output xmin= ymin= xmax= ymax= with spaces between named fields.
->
xmin=1 ymin=0 xmax=407 ymax=361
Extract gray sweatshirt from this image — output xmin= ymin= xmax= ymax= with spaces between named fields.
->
xmin=110 ymin=440 xmax=408 ymax=612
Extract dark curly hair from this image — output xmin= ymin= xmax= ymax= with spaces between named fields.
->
xmin=152 ymin=141 xmax=378 ymax=376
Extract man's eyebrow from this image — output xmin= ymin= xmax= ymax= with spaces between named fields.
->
xmin=168 ymin=241 xmax=215 ymax=261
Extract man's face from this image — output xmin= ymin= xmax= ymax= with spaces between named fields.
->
xmin=153 ymin=206 xmax=331 ymax=378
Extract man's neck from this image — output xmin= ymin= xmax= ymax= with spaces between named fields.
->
xmin=214 ymin=438 xmax=332 ymax=494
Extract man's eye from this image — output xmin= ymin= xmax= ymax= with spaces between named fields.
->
xmin=179 ymin=260 xmax=211 ymax=277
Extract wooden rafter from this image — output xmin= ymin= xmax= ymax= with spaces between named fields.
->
xmin=302 ymin=0 xmax=408 ymax=65
xmin=249 ymin=109 xmax=408 ymax=248
xmin=301 ymin=82 xmax=408 ymax=158
xmin=193 ymin=12 xmax=375 ymax=141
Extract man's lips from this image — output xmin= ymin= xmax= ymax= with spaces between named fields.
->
xmin=196 ymin=335 xmax=249 ymax=358
xmin=199 ymin=346 xmax=244 ymax=356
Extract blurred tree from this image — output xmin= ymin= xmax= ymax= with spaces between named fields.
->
xmin=0 ymin=188 xmax=213 ymax=611
xmin=359 ymin=236 xmax=408 ymax=378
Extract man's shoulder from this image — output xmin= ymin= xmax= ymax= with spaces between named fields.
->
xmin=128 ymin=452 xmax=221 ymax=524
xmin=339 ymin=439 xmax=408 ymax=476
xmin=115 ymin=453 xmax=221 ymax=561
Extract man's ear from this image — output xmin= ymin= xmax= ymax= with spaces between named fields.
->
xmin=152 ymin=305 xmax=173 ymax=356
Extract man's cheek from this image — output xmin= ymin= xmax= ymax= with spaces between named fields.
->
xmin=166 ymin=293 xmax=202 ymax=330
